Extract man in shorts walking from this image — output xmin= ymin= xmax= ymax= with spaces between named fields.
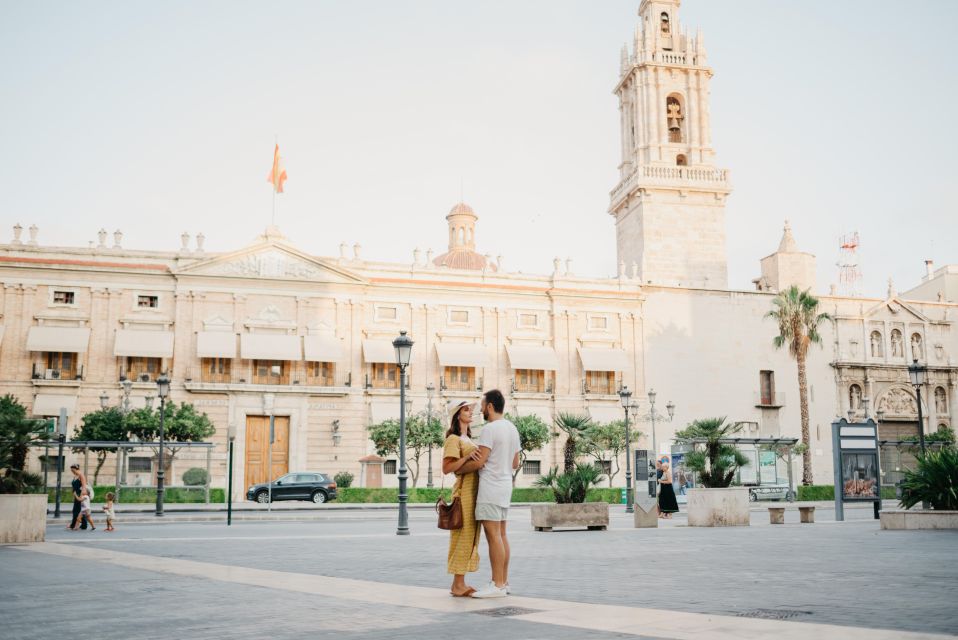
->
xmin=468 ymin=389 xmax=520 ymax=599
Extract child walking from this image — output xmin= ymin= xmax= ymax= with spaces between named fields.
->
xmin=102 ymin=492 xmax=116 ymax=532
xmin=78 ymin=486 xmax=96 ymax=530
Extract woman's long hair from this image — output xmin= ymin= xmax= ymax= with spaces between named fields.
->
xmin=446 ymin=405 xmax=472 ymax=439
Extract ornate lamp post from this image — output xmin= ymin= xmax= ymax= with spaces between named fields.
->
xmin=907 ymin=359 xmax=928 ymax=457
xmin=648 ymin=389 xmax=658 ymax=458
xmin=393 ymin=330 xmax=414 ymax=535
xmin=155 ymin=373 xmax=170 ymax=517
xmin=426 ymin=383 xmax=435 ymax=488
xmin=619 ymin=386 xmax=634 ymax=513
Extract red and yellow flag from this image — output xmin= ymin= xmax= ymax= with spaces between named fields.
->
xmin=266 ymin=144 xmax=288 ymax=193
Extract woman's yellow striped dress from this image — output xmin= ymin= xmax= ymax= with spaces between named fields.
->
xmin=444 ymin=434 xmax=480 ymax=575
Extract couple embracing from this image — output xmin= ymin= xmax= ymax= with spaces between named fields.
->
xmin=442 ymin=389 xmax=520 ymax=599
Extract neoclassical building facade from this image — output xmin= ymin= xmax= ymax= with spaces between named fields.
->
xmin=1 ymin=0 xmax=955 ymax=495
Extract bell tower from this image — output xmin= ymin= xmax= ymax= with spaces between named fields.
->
xmin=609 ymin=0 xmax=730 ymax=289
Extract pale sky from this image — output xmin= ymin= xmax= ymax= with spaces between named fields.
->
xmin=1 ymin=0 xmax=955 ymax=296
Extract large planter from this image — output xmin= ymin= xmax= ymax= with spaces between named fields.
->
xmin=687 ymin=487 xmax=750 ymax=527
xmin=531 ymin=502 xmax=609 ymax=531
xmin=880 ymin=509 xmax=958 ymax=530
xmin=0 ymin=494 xmax=47 ymax=543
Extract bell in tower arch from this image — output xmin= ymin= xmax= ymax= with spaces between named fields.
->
xmin=666 ymin=96 xmax=684 ymax=143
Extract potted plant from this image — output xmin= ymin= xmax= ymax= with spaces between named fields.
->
xmin=881 ymin=448 xmax=958 ymax=530
xmin=674 ymin=417 xmax=751 ymax=527
xmin=531 ymin=463 xmax=608 ymax=531
xmin=0 ymin=395 xmax=48 ymax=543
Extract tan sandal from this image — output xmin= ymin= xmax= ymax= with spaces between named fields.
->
xmin=450 ymin=587 xmax=477 ymax=597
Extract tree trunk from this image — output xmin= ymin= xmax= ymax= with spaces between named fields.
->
xmin=797 ymin=351 xmax=813 ymax=485
xmin=564 ymin=438 xmax=576 ymax=472
xmin=410 ymin=455 xmax=420 ymax=488
xmin=93 ymin=452 xmax=107 ymax=486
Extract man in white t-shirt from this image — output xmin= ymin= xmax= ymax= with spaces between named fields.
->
xmin=459 ymin=388 xmax=520 ymax=599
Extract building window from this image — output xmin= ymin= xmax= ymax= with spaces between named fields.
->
xmin=522 ymin=460 xmax=541 ymax=476
xmin=125 ymin=357 xmax=161 ymax=382
xmin=384 ymin=460 xmax=397 ymax=474
xmin=253 ymin=360 xmax=288 ymax=385
xmin=137 ymin=295 xmax=159 ymax=308
xmin=759 ymin=371 xmax=775 ymax=406
xmin=52 ymin=290 xmax=75 ymax=305
xmin=443 ymin=366 xmax=476 ymax=392
xmin=514 ymin=369 xmax=546 ymax=393
xmin=660 ymin=11 xmax=671 ymax=34
xmin=202 ymin=357 xmax=231 ymax=383
xmin=44 ymin=352 xmax=77 ymax=380
xmin=371 ymin=363 xmax=399 ymax=389
xmin=585 ymin=370 xmax=616 ymax=395
xmin=376 ymin=306 xmax=398 ymax=321
xmin=449 ymin=310 xmax=470 ymax=324
xmin=40 ymin=455 xmax=64 ymax=473
xmin=307 ymin=361 xmax=335 ymax=386
xmin=598 ymin=460 xmax=612 ymax=476
xmin=518 ymin=312 xmax=538 ymax=328
xmin=588 ymin=315 xmax=608 ymax=331
xmin=128 ymin=457 xmax=152 ymax=473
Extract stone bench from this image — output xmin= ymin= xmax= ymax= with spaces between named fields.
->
xmin=767 ymin=505 xmax=815 ymax=524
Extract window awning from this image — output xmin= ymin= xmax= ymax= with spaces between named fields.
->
xmin=240 ymin=334 xmax=301 ymax=361
xmin=304 ymin=334 xmax=344 ymax=362
xmin=588 ymin=405 xmax=624 ymax=425
xmin=32 ymin=393 xmax=78 ymax=417
xmin=506 ymin=344 xmax=559 ymax=371
xmin=196 ymin=331 xmax=237 ymax=358
xmin=363 ymin=339 xmax=396 ymax=364
xmin=26 ymin=326 xmax=91 ymax=353
xmin=578 ymin=347 xmax=630 ymax=372
xmin=369 ymin=401 xmax=402 ymax=425
xmin=436 ymin=343 xmax=489 ymax=368
xmin=114 ymin=330 xmax=174 ymax=358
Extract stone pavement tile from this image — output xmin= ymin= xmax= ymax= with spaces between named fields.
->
xmin=0 ymin=548 xmax=656 ymax=640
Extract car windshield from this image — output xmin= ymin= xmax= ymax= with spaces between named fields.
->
xmin=276 ymin=474 xmax=293 ymax=483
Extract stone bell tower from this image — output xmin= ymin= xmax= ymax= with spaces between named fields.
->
xmin=609 ymin=0 xmax=731 ymax=289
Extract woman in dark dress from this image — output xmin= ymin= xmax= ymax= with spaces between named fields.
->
xmin=658 ymin=459 xmax=679 ymax=519
xmin=67 ymin=464 xmax=87 ymax=530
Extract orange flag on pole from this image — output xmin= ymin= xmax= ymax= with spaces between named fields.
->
xmin=266 ymin=144 xmax=288 ymax=193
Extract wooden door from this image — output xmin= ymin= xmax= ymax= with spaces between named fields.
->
xmin=245 ymin=415 xmax=290 ymax=488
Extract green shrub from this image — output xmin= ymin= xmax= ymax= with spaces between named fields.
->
xmin=899 ymin=448 xmax=958 ymax=510
xmin=182 ymin=468 xmax=208 ymax=486
xmin=334 ymin=471 xmax=354 ymax=488
xmin=48 ymin=485 xmax=224 ymax=504
xmin=797 ymin=484 xmax=896 ymax=501
xmin=534 ymin=464 xmax=605 ymax=503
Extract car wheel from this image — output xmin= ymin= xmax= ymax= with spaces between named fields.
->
xmin=256 ymin=491 xmax=270 ymax=504
xmin=311 ymin=490 xmax=327 ymax=504
xmin=749 ymin=491 xmax=758 ymax=502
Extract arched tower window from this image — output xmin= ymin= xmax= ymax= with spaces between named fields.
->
xmin=666 ymin=95 xmax=684 ymax=143
xmin=676 ymin=154 xmax=687 ymax=166
xmin=660 ymin=12 xmax=671 ymax=35
xmin=458 ymin=228 xmax=465 ymax=246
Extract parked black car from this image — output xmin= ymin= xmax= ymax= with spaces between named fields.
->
xmin=247 ymin=472 xmax=337 ymax=504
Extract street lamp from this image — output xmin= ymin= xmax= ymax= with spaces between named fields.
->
xmin=666 ymin=401 xmax=675 ymax=422
xmin=648 ymin=389 xmax=658 ymax=458
xmin=619 ymin=386 xmax=634 ymax=514
xmin=227 ymin=423 xmax=236 ymax=526
xmin=155 ymin=372 xmax=170 ymax=517
xmin=393 ymin=330 xmax=414 ymax=536
xmin=426 ymin=383 xmax=435 ymax=488
xmin=99 ymin=390 xmax=110 ymax=410
xmin=121 ymin=378 xmax=133 ymax=413
xmin=263 ymin=392 xmax=276 ymax=512
xmin=907 ymin=359 xmax=928 ymax=457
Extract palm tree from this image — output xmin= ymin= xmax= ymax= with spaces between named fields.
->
xmin=766 ymin=286 xmax=832 ymax=485
xmin=554 ymin=413 xmax=592 ymax=471
xmin=674 ymin=418 xmax=749 ymax=488
xmin=0 ymin=394 xmax=46 ymax=494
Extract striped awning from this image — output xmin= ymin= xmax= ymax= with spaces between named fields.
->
xmin=196 ymin=331 xmax=237 ymax=358
xmin=578 ymin=347 xmax=630 ymax=372
xmin=240 ymin=334 xmax=301 ymax=361
xmin=506 ymin=344 xmax=559 ymax=371
xmin=26 ymin=326 xmax=91 ymax=353
xmin=362 ymin=340 xmax=396 ymax=364
xmin=436 ymin=343 xmax=489 ymax=368
xmin=304 ymin=334 xmax=344 ymax=362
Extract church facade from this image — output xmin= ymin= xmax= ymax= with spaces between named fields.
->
xmin=1 ymin=0 xmax=954 ymax=496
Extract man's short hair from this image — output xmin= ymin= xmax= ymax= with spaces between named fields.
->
xmin=483 ymin=389 xmax=505 ymax=414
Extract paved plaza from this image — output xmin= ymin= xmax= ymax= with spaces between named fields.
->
xmin=3 ymin=505 xmax=957 ymax=639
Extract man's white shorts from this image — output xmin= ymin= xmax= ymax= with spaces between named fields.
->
xmin=475 ymin=502 xmax=509 ymax=522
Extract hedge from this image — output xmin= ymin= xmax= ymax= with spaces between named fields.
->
xmin=48 ymin=486 xmax=225 ymax=504
xmin=797 ymin=485 xmax=896 ymax=501
xmin=335 ymin=487 xmax=626 ymax=504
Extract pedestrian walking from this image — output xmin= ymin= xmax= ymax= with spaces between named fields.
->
xmin=658 ymin=457 xmax=679 ymax=519
xmin=441 ymin=400 xmax=482 ymax=597
xmin=67 ymin=464 xmax=88 ymax=530
xmin=78 ymin=486 xmax=96 ymax=530
xmin=102 ymin=492 xmax=116 ymax=532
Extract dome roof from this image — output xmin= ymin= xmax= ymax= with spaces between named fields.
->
xmin=432 ymin=249 xmax=496 ymax=271
xmin=447 ymin=202 xmax=476 ymax=218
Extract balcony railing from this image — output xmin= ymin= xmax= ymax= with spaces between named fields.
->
xmin=610 ymin=165 xmax=730 ymax=207
xmin=32 ymin=364 xmax=83 ymax=381
xmin=183 ymin=367 xmax=346 ymax=390
xmin=511 ymin=377 xmax=554 ymax=394
xmin=583 ymin=377 xmax=619 ymax=395
xmin=441 ymin=376 xmax=480 ymax=392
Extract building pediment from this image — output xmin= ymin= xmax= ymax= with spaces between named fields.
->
xmin=175 ymin=240 xmax=366 ymax=284
xmin=862 ymin=297 xmax=931 ymax=323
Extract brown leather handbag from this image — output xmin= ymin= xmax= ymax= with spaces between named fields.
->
xmin=436 ymin=460 xmax=463 ymax=530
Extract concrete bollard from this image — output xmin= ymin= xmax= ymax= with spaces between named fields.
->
xmin=768 ymin=507 xmax=785 ymax=525
xmin=799 ymin=506 xmax=816 ymax=523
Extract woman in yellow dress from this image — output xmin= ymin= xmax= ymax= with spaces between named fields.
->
xmin=442 ymin=400 xmax=482 ymax=597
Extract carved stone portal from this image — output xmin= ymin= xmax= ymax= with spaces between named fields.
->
xmin=877 ymin=388 xmax=918 ymax=416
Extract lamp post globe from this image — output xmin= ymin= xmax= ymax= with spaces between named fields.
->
xmin=393 ymin=331 xmax=414 ymax=535
xmin=155 ymin=372 xmax=170 ymax=517
xmin=666 ymin=401 xmax=675 ymax=421
xmin=99 ymin=391 xmax=109 ymax=410
xmin=618 ymin=386 xmax=634 ymax=513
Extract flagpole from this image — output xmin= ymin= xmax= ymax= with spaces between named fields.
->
xmin=272 ymin=135 xmax=277 ymax=227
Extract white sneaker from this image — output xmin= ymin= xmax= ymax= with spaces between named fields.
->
xmin=504 ymin=583 xmax=512 ymax=594
xmin=472 ymin=582 xmax=507 ymax=599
